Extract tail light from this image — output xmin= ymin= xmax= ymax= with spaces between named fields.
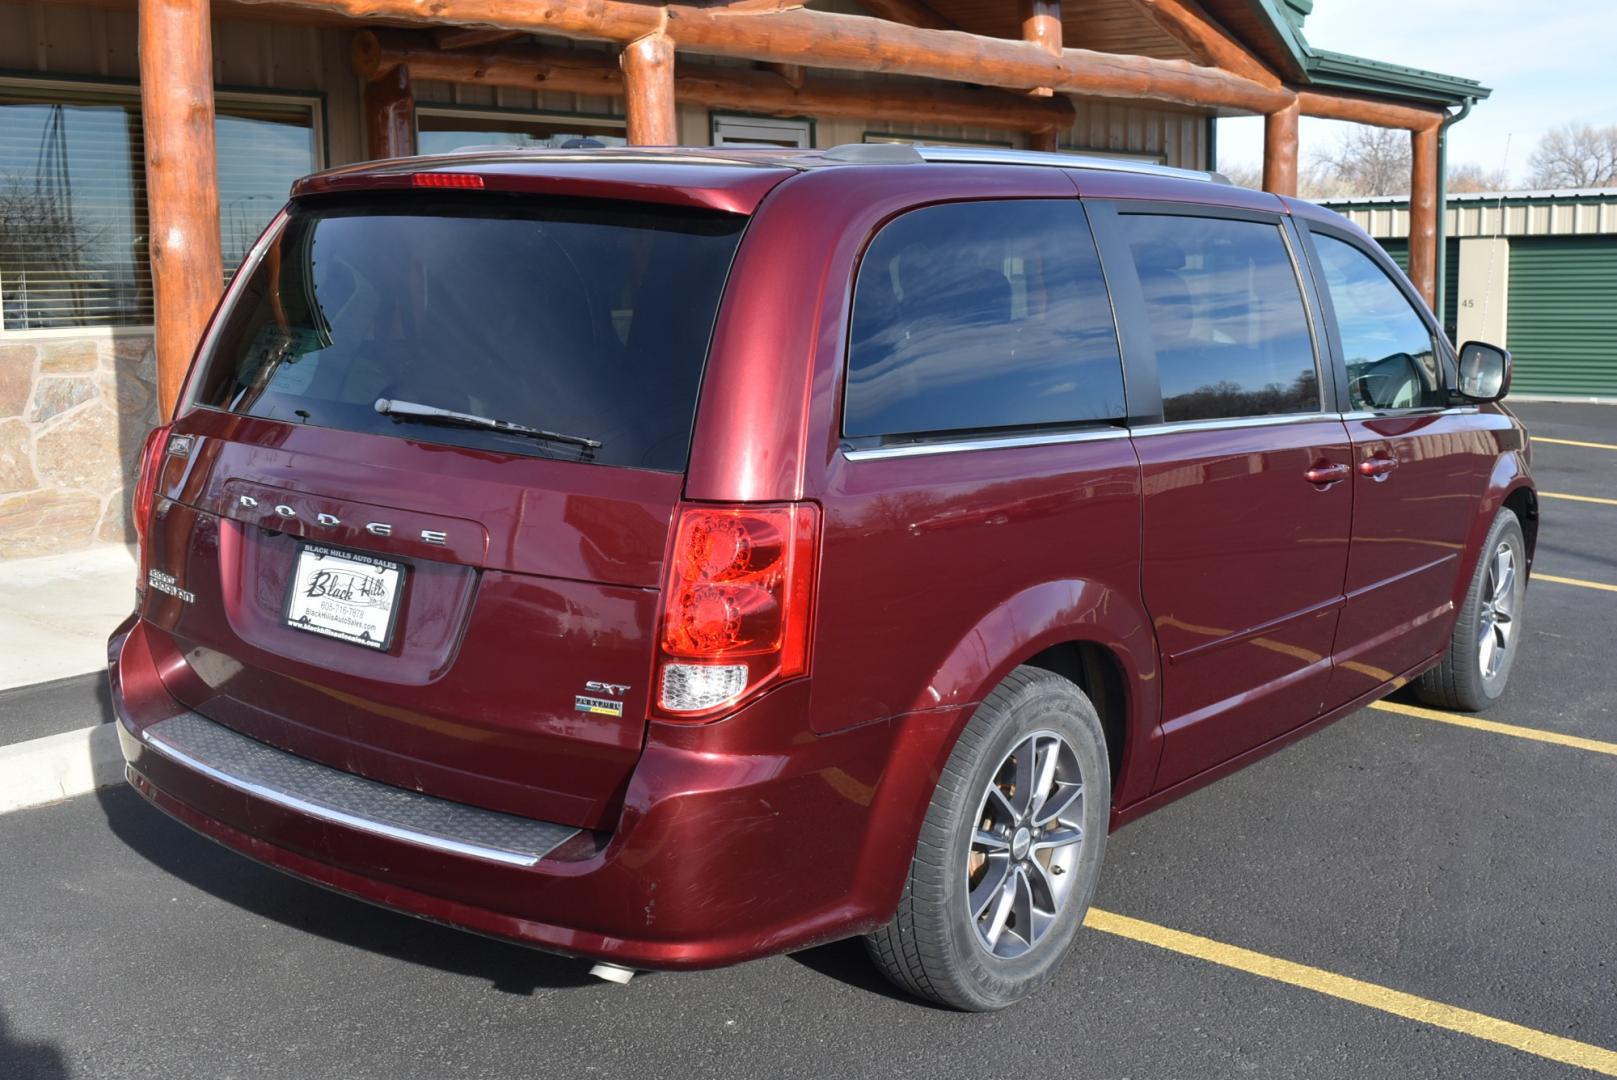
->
xmin=655 ymin=502 xmax=820 ymax=719
xmin=131 ymin=424 xmax=172 ymax=566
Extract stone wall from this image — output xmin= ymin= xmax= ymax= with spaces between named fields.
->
xmin=0 ymin=332 xmax=159 ymax=560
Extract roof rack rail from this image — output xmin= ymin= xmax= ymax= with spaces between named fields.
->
xmin=820 ymin=142 xmax=1230 ymax=184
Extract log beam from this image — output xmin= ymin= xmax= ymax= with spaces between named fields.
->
xmin=1133 ymin=0 xmax=1279 ymax=88
xmin=1262 ymin=98 xmax=1297 ymax=196
xmin=363 ymin=62 xmax=415 ymax=158
xmin=622 ymin=33 xmax=677 ymax=145
xmin=1407 ymin=124 xmax=1439 ymax=306
xmin=353 ymin=31 xmax=1077 ymax=134
xmin=1296 ymin=89 xmax=1443 ymax=132
xmin=247 ymin=0 xmax=1298 ymax=114
xmin=434 ymin=27 xmax=523 ymax=49
xmin=139 ymin=0 xmax=224 ymax=419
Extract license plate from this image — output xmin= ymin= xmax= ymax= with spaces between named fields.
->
xmin=284 ymin=543 xmax=405 ymax=651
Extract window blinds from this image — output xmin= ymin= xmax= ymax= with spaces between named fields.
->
xmin=0 ymin=87 xmax=316 ymax=331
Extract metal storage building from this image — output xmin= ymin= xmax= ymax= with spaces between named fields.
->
xmin=1323 ymin=189 xmax=1617 ymax=399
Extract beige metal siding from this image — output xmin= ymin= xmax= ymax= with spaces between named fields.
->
xmin=1328 ymin=195 xmax=1617 ymax=240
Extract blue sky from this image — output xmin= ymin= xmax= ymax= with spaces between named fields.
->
xmin=1215 ymin=0 xmax=1617 ymax=186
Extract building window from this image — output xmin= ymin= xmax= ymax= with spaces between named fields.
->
xmin=711 ymin=115 xmax=812 ymax=148
xmin=0 ymin=82 xmax=319 ymax=332
xmin=417 ymin=109 xmax=627 ymax=154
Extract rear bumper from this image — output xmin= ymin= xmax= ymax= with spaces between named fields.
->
xmin=110 ymin=616 xmax=965 ymax=970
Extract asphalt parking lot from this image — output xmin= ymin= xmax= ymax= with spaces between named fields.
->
xmin=2 ymin=400 xmax=1613 ymax=1079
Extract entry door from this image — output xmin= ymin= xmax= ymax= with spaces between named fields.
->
xmin=1100 ymin=207 xmax=1352 ymax=791
xmin=1304 ymin=228 xmax=1497 ymax=706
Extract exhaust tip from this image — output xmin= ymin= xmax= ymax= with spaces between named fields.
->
xmin=589 ymin=962 xmax=636 ymax=985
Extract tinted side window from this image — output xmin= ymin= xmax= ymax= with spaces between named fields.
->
xmin=844 ymin=200 xmax=1124 ymax=439
xmin=1116 ymin=214 xmax=1319 ymax=423
xmin=1313 ymin=233 xmax=1444 ymax=411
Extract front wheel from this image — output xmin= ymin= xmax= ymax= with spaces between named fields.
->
xmin=865 ymin=666 xmax=1110 ymax=1011
xmin=1415 ymin=509 xmax=1527 ymax=711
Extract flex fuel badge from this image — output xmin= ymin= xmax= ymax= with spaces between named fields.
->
xmin=575 ymin=681 xmax=628 ymax=717
xmin=147 ymin=569 xmax=195 ymax=603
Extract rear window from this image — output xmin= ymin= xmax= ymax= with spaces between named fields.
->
xmin=844 ymin=199 xmax=1125 ymax=440
xmin=187 ymin=195 xmax=747 ymax=471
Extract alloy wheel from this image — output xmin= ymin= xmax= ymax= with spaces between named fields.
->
xmin=965 ymin=730 xmax=1086 ymax=959
xmin=1477 ymin=540 xmax=1518 ymax=681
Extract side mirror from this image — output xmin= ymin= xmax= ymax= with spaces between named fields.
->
xmin=1457 ymin=341 xmax=1512 ymax=402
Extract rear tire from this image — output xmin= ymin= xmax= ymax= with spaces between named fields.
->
xmin=1415 ymin=509 xmax=1526 ymax=711
xmin=865 ymin=666 xmax=1109 ymax=1011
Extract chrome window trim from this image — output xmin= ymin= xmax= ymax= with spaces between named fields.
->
xmin=842 ymin=427 xmax=1129 ymax=461
xmin=1129 ymin=412 xmax=1340 ymax=438
xmin=1338 ymin=405 xmax=1479 ymax=421
xmin=141 ymin=729 xmax=548 ymax=868
xmin=840 ymin=405 xmax=1487 ymax=459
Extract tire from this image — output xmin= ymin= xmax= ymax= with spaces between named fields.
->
xmin=1415 ymin=509 xmax=1527 ymax=712
xmin=865 ymin=665 xmax=1110 ymax=1011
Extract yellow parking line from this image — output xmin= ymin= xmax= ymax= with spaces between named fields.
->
xmin=1535 ymin=436 xmax=1617 ymax=452
xmin=1541 ymin=491 xmax=1617 ymax=507
xmin=1085 ymin=908 xmax=1617 ymax=1076
xmin=1369 ymin=699 xmax=1617 ymax=757
xmin=1537 ymin=573 xmax=1617 ymax=594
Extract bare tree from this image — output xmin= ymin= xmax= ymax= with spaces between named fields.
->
xmin=1303 ymin=126 xmax=1412 ymax=199
xmin=1527 ymin=123 xmax=1617 ymax=189
xmin=1218 ymin=161 xmax=1263 ymax=190
xmin=1445 ymin=162 xmax=1512 ymax=194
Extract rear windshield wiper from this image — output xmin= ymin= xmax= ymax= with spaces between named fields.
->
xmin=375 ymin=398 xmax=602 ymax=460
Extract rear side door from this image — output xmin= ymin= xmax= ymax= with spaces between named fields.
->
xmin=1089 ymin=202 xmax=1352 ymax=791
xmin=1298 ymin=222 xmax=1497 ymax=706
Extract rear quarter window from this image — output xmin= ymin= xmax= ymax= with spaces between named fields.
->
xmin=843 ymin=199 xmax=1125 ymax=440
xmin=187 ymin=194 xmax=746 ymax=471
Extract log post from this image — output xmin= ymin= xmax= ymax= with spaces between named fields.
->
xmin=1020 ymin=0 xmax=1060 ymax=98
xmin=1262 ymin=99 xmax=1298 ymax=196
xmin=622 ymin=33 xmax=677 ymax=145
xmin=139 ymin=0 xmax=224 ymax=420
xmin=363 ymin=62 xmax=416 ymax=159
xmin=1027 ymin=129 xmax=1059 ymax=152
xmin=1408 ymin=124 xmax=1439 ymax=307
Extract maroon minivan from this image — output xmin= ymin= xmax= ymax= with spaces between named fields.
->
xmin=111 ymin=144 xmax=1536 ymax=1010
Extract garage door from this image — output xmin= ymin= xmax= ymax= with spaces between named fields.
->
xmin=1507 ymin=237 xmax=1617 ymax=397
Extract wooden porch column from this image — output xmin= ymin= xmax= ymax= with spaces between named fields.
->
xmin=364 ymin=62 xmax=416 ymax=159
xmin=1262 ymin=99 xmax=1298 ymax=196
xmin=1408 ymin=124 xmax=1439 ymax=307
xmin=139 ymin=0 xmax=223 ymax=420
xmin=621 ymin=33 xmax=677 ymax=145
xmin=1021 ymin=0 xmax=1061 ymax=150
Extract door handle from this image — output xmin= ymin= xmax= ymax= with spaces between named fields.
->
xmin=1304 ymin=463 xmax=1350 ymax=485
xmin=1359 ymin=456 xmax=1399 ymax=479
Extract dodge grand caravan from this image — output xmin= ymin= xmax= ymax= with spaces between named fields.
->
xmin=111 ymin=144 xmax=1536 ymax=1011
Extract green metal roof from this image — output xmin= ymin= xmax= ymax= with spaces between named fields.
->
xmin=1247 ymin=0 xmax=1491 ymax=107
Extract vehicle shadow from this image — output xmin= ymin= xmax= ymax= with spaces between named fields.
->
xmin=786 ymin=938 xmax=943 ymax=1007
xmin=0 ymin=1006 xmax=69 ymax=1080
xmin=92 ymin=784 xmax=599 ymax=995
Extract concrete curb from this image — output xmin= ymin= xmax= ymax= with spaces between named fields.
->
xmin=0 ymin=724 xmax=124 ymax=813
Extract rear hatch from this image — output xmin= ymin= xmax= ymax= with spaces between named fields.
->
xmin=141 ymin=178 xmax=765 ymax=830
